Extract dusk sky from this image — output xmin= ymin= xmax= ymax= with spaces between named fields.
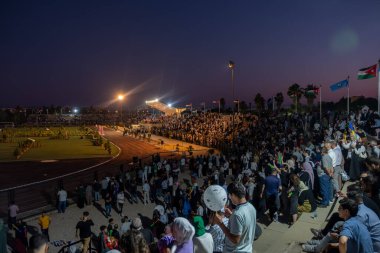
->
xmin=1 ymin=0 xmax=380 ymax=108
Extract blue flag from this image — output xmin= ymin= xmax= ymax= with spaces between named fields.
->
xmin=330 ymin=79 xmax=349 ymax=92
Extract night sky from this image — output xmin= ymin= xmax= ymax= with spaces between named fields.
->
xmin=1 ymin=1 xmax=380 ymax=108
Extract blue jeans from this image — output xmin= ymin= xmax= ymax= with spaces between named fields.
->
xmin=329 ymin=178 xmax=334 ymax=202
xmin=94 ymin=192 xmax=100 ymax=202
xmin=105 ymin=204 xmax=112 ymax=216
xmin=319 ymin=174 xmax=331 ymax=205
xmin=58 ymin=201 xmax=66 ymax=213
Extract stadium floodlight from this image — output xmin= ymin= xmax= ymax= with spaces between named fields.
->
xmin=146 ymin=98 xmax=160 ymax=104
xmin=168 ymin=103 xmax=172 ymax=107
xmin=118 ymin=94 xmax=124 ymax=101
xmin=73 ymin=108 xmax=78 ymax=113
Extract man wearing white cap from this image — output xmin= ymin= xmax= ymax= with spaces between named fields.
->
xmin=213 ymin=182 xmax=256 ymax=253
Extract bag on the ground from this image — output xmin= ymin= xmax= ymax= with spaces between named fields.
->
xmin=298 ymin=200 xmax=311 ymax=213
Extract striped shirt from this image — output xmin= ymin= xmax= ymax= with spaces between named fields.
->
xmin=206 ymin=217 xmax=229 ymax=252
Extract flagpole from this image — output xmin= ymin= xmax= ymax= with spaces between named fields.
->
xmin=319 ymin=85 xmax=322 ymax=123
xmin=378 ymin=59 xmax=380 ymax=113
xmin=347 ymin=76 xmax=350 ymax=116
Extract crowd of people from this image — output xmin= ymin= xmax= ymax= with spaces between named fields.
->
xmin=5 ymin=107 xmax=380 ymax=253
xmin=150 ymin=113 xmax=232 ymax=148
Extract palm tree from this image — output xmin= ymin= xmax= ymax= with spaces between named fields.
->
xmin=274 ymin=92 xmax=284 ymax=110
xmin=254 ymin=93 xmax=265 ymax=112
xmin=287 ymin=83 xmax=303 ymax=112
xmin=240 ymin=100 xmax=248 ymax=112
xmin=267 ymin=98 xmax=274 ymax=111
xmin=304 ymin=84 xmax=318 ymax=111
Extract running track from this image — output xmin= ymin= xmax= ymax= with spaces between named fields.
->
xmin=0 ymin=128 xmax=175 ymax=217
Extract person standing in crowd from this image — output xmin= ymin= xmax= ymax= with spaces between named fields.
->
xmin=93 ymin=180 xmax=101 ymax=202
xmin=28 ymin=234 xmax=49 ymax=253
xmin=121 ymin=216 xmax=131 ymax=235
xmin=192 ymin=215 xmax=214 ymax=253
xmin=75 ymin=211 xmax=94 ymax=253
xmin=119 ymin=218 xmax=150 ymax=253
xmin=77 ymin=183 xmax=86 ymax=208
xmin=331 ymin=140 xmax=344 ymax=190
xmin=117 ymin=190 xmax=125 ymax=216
xmin=325 ymin=141 xmax=340 ymax=198
xmin=158 ymin=224 xmax=174 ymax=253
xmin=261 ymin=168 xmax=281 ymax=222
xmin=206 ymin=210 xmax=229 ymax=253
xmin=171 ymin=217 xmax=195 ymax=253
xmin=57 ymin=187 xmax=67 ymax=213
xmin=38 ymin=212 xmax=51 ymax=241
xmin=101 ymin=177 xmax=109 ymax=199
xmin=143 ymin=181 xmax=150 ymax=205
xmin=105 ymin=193 xmax=112 ymax=218
xmin=14 ymin=220 xmax=28 ymax=250
xmin=320 ymin=147 xmax=333 ymax=205
xmin=98 ymin=225 xmax=110 ymax=253
xmin=85 ymin=183 xmax=93 ymax=206
xmin=130 ymin=217 xmax=154 ymax=245
xmin=8 ymin=201 xmax=19 ymax=229
xmin=213 ymin=182 xmax=256 ymax=253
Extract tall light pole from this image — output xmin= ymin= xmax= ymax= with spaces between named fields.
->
xmin=228 ymin=60 xmax=235 ymax=143
xmin=118 ymin=94 xmax=124 ymax=125
xmin=213 ymin=100 xmax=221 ymax=114
xmin=234 ymin=100 xmax=240 ymax=113
xmin=319 ymin=85 xmax=322 ymax=123
xmin=229 ymin=60 xmax=235 ymax=109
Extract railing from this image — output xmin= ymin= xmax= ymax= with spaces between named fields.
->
xmin=0 ymin=148 xmax=209 ymax=220
xmin=57 ymin=239 xmax=97 ymax=253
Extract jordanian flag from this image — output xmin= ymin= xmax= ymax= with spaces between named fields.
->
xmin=305 ymin=88 xmax=319 ymax=95
xmin=357 ymin=64 xmax=377 ymax=80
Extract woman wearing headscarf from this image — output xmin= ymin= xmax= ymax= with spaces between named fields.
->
xmin=171 ymin=217 xmax=195 ymax=253
xmin=289 ymin=174 xmax=317 ymax=220
xmin=192 ymin=215 xmax=213 ymax=253
xmin=158 ymin=224 xmax=175 ymax=253
xmin=300 ymin=161 xmax=314 ymax=190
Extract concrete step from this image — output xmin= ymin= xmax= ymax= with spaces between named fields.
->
xmin=271 ymin=182 xmax=352 ymax=253
xmin=255 ymin=195 xmax=340 ymax=253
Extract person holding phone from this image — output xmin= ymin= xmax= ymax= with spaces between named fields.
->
xmin=213 ymin=182 xmax=256 ymax=253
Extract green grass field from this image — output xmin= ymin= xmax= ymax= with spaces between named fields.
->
xmin=0 ymin=136 xmax=119 ymax=162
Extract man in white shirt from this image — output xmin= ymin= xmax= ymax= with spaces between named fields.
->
xmin=57 ymin=188 xmax=67 ymax=213
xmin=223 ymin=161 xmax=229 ymax=177
xmin=198 ymin=163 xmax=203 ymax=178
xmin=8 ymin=201 xmax=19 ymax=229
xmin=120 ymin=216 xmax=131 ymax=234
xmin=143 ymin=181 xmax=150 ymax=205
xmin=331 ymin=141 xmax=344 ymax=191
xmin=326 ymin=141 xmax=340 ymax=197
xmin=180 ymin=157 xmax=186 ymax=172
xmin=117 ymin=191 xmax=125 ymax=215
xmin=293 ymin=147 xmax=304 ymax=163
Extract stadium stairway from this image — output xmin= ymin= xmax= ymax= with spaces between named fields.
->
xmin=254 ymin=182 xmax=350 ymax=253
